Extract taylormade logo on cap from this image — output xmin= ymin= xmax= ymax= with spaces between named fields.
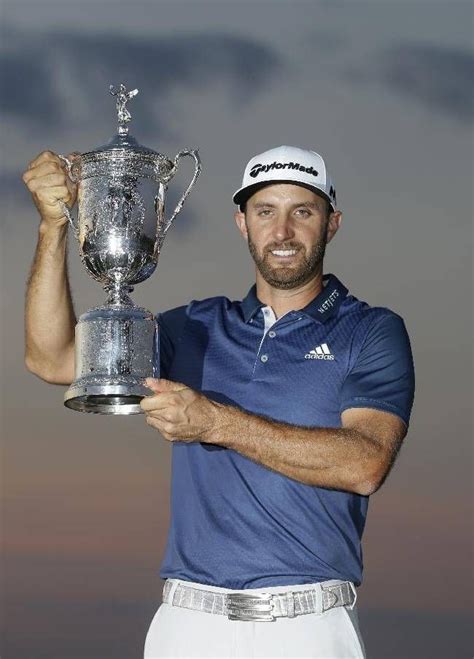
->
xmin=250 ymin=161 xmax=320 ymax=179
xmin=233 ymin=145 xmax=337 ymax=211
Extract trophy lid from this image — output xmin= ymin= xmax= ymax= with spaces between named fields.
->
xmin=75 ymin=84 xmax=174 ymax=180
xmin=89 ymin=131 xmax=162 ymax=158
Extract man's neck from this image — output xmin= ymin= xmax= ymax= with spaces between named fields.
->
xmin=255 ymin=271 xmax=325 ymax=319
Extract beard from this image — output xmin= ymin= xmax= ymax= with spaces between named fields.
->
xmin=246 ymin=222 xmax=329 ymax=290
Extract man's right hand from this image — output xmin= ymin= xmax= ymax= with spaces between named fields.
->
xmin=22 ymin=150 xmax=79 ymax=229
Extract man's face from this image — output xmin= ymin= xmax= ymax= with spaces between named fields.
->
xmin=235 ymin=183 xmax=341 ymax=290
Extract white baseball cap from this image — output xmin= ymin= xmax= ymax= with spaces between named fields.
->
xmin=233 ymin=145 xmax=337 ymax=212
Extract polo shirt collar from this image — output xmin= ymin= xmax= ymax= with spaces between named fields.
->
xmin=241 ymin=273 xmax=348 ymax=324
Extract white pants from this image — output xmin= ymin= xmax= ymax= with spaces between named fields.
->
xmin=144 ymin=578 xmax=367 ymax=659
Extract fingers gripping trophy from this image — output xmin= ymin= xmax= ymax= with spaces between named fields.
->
xmin=58 ymin=84 xmax=201 ymax=414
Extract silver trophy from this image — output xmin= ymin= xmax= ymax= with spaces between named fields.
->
xmin=59 ymin=84 xmax=201 ymax=414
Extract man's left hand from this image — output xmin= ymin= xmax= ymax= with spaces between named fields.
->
xmin=140 ymin=378 xmax=221 ymax=443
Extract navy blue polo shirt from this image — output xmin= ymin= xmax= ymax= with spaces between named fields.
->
xmin=154 ymin=273 xmax=415 ymax=589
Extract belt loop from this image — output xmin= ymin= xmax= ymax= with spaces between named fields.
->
xmin=286 ymin=591 xmax=296 ymax=618
xmin=166 ymin=579 xmax=180 ymax=607
xmin=314 ymin=583 xmax=323 ymax=615
xmin=347 ymin=582 xmax=357 ymax=610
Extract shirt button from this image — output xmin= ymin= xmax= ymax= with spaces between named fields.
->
xmin=268 ymin=330 xmax=276 ymax=338
xmin=260 ymin=354 xmax=268 ymax=363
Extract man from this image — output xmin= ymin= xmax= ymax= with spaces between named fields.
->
xmin=24 ymin=145 xmax=415 ymax=659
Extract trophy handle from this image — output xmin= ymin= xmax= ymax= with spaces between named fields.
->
xmin=158 ymin=149 xmax=202 ymax=239
xmin=57 ymin=154 xmax=80 ymax=240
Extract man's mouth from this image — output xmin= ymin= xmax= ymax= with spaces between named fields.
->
xmin=269 ymin=249 xmax=299 ymax=257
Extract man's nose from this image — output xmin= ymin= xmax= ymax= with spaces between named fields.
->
xmin=273 ymin=215 xmax=295 ymax=242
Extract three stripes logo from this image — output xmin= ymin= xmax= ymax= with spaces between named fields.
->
xmin=304 ymin=343 xmax=335 ymax=360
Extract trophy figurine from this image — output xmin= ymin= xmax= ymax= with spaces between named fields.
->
xmin=59 ymin=84 xmax=201 ymax=414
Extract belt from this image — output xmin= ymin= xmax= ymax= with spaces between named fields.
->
xmin=162 ymin=579 xmax=357 ymax=622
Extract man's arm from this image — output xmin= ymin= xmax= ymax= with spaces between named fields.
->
xmin=23 ymin=151 xmax=78 ymax=384
xmin=204 ymin=402 xmax=406 ymax=496
xmin=140 ymin=379 xmax=407 ymax=496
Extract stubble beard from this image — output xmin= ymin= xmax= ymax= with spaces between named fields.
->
xmin=246 ymin=221 xmax=329 ymax=290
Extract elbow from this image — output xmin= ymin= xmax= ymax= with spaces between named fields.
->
xmin=25 ymin=354 xmax=50 ymax=382
xmin=356 ymin=462 xmax=391 ymax=496
xmin=25 ymin=354 xmax=66 ymax=384
xmin=25 ymin=353 xmax=42 ymax=377
xmin=25 ymin=342 xmax=74 ymax=385
xmin=356 ymin=479 xmax=380 ymax=497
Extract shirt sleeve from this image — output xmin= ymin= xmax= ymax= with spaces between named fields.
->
xmin=340 ymin=312 xmax=415 ymax=426
xmin=153 ymin=305 xmax=189 ymax=378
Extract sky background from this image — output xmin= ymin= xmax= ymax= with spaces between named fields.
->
xmin=1 ymin=1 xmax=473 ymax=658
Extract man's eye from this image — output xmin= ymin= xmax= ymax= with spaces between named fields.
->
xmin=295 ymin=209 xmax=311 ymax=217
xmin=258 ymin=209 xmax=272 ymax=217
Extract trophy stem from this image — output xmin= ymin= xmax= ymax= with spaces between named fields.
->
xmin=104 ymin=282 xmax=135 ymax=306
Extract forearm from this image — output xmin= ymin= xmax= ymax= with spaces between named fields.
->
xmin=208 ymin=404 xmax=381 ymax=495
xmin=25 ymin=221 xmax=76 ymax=379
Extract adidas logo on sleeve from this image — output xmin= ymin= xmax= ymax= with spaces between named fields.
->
xmin=304 ymin=343 xmax=335 ymax=360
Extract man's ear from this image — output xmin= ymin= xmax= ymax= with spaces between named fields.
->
xmin=234 ymin=210 xmax=248 ymax=241
xmin=327 ymin=210 xmax=343 ymax=244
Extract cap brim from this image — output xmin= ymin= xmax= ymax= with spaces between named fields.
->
xmin=233 ymin=180 xmax=335 ymax=211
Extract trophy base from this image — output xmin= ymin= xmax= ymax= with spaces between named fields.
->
xmin=64 ymin=379 xmax=151 ymax=415
xmin=65 ymin=304 xmax=158 ymax=415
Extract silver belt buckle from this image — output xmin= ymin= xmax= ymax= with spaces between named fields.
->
xmin=227 ymin=592 xmax=275 ymax=622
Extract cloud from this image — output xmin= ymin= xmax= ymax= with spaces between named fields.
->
xmin=305 ymin=29 xmax=347 ymax=51
xmin=0 ymin=29 xmax=283 ymax=229
xmin=0 ymin=29 xmax=283 ymax=137
xmin=344 ymin=42 xmax=474 ymax=123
